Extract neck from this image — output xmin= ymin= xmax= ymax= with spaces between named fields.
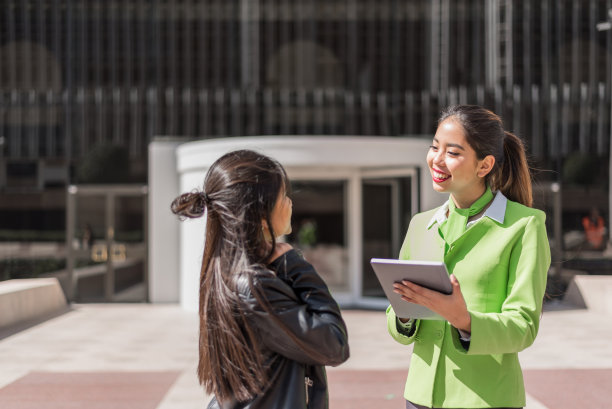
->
xmin=451 ymin=185 xmax=487 ymax=209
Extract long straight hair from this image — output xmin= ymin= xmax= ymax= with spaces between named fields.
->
xmin=170 ymin=150 xmax=289 ymax=402
xmin=439 ymin=105 xmax=533 ymax=207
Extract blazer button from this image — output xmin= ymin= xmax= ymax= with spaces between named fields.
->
xmin=435 ymin=330 xmax=443 ymax=339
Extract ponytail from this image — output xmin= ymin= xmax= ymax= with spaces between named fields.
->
xmin=170 ymin=191 xmax=209 ymax=219
xmin=490 ymin=131 xmax=533 ymax=207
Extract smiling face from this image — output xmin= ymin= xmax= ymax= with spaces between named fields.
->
xmin=426 ymin=118 xmax=495 ymax=208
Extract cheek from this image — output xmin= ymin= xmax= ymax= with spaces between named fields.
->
xmin=426 ymin=152 xmax=435 ymax=167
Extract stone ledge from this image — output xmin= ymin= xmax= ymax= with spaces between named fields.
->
xmin=563 ymin=275 xmax=612 ymax=315
xmin=0 ymin=278 xmax=68 ymax=329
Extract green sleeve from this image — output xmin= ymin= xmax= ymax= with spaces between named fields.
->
xmin=452 ymin=213 xmax=550 ymax=355
xmin=386 ymin=305 xmax=421 ymax=345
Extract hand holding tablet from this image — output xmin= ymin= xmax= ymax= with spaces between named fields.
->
xmin=370 ymin=258 xmax=453 ymax=320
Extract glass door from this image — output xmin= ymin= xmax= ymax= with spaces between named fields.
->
xmin=66 ymin=185 xmax=148 ymax=302
xmin=360 ymin=170 xmax=417 ymax=302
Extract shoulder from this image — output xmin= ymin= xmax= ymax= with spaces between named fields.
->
xmin=233 ymin=266 xmax=277 ymax=300
xmin=504 ymin=199 xmax=547 ymax=226
xmin=409 ymin=206 xmax=443 ymax=227
xmin=413 ymin=207 xmax=441 ymax=220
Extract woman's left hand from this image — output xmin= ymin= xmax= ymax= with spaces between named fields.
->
xmin=392 ymin=274 xmax=471 ymax=334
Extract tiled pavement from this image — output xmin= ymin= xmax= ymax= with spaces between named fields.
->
xmin=0 ymin=303 xmax=610 ymax=409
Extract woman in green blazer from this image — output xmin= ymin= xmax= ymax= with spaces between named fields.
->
xmin=387 ymin=105 xmax=551 ymax=409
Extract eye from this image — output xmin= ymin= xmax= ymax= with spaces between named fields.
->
xmin=429 ymin=145 xmax=438 ymax=151
xmin=447 ymin=151 xmax=460 ymax=157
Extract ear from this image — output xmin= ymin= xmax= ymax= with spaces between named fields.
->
xmin=477 ymin=155 xmax=495 ymax=178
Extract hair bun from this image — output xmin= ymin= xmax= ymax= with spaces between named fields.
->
xmin=170 ymin=191 xmax=208 ymax=219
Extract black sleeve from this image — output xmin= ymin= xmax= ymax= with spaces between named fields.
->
xmin=241 ymin=249 xmax=350 ymax=367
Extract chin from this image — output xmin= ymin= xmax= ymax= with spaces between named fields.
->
xmin=432 ymin=182 xmax=447 ymax=193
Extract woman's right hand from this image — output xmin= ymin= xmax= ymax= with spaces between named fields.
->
xmin=267 ymin=242 xmax=293 ymax=264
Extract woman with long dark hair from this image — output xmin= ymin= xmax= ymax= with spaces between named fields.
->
xmin=387 ymin=105 xmax=550 ymax=409
xmin=171 ymin=149 xmax=349 ymax=409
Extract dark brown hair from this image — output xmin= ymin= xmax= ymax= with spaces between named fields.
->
xmin=170 ymin=149 xmax=289 ymax=401
xmin=439 ymin=105 xmax=533 ymax=207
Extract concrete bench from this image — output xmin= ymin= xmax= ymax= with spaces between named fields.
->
xmin=0 ymin=278 xmax=68 ymax=330
xmin=563 ymin=275 xmax=612 ymax=315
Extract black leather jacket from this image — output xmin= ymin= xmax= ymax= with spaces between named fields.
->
xmin=207 ymin=249 xmax=350 ymax=409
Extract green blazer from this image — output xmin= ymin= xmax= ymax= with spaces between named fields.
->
xmin=387 ymin=193 xmax=550 ymax=408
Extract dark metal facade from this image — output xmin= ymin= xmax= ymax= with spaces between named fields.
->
xmin=1 ymin=0 xmax=611 ymax=185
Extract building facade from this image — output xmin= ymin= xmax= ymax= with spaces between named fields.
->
xmin=1 ymin=0 xmax=611 ymax=290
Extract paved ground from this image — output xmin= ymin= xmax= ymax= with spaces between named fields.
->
xmin=0 ymin=303 xmax=610 ymax=409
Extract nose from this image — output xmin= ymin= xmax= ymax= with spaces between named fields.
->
xmin=432 ymin=150 xmax=444 ymax=167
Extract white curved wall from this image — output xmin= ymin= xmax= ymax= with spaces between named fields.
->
xmin=151 ymin=136 xmax=444 ymax=311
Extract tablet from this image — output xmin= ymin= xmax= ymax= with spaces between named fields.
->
xmin=370 ymin=258 xmax=452 ymax=320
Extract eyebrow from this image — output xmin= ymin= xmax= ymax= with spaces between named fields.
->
xmin=432 ymin=137 xmax=466 ymax=151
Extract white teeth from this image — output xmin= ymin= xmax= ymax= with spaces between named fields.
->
xmin=433 ymin=171 xmax=449 ymax=180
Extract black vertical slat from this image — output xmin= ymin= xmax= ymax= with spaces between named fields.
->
xmin=36 ymin=0 xmax=46 ymax=91
xmin=588 ymin=0 xmax=597 ymax=93
xmin=51 ymin=0 xmax=62 ymax=158
xmin=389 ymin=0 xmax=400 ymax=135
xmin=264 ymin=0 xmax=276 ymax=134
xmin=227 ymin=0 xmax=236 ymax=92
xmin=453 ymin=0 xmax=462 ymax=89
xmin=549 ymin=84 xmax=559 ymax=159
xmin=196 ymin=1 xmax=209 ymax=136
xmin=561 ymin=83 xmax=570 ymax=155
xmin=596 ymin=83 xmax=606 ymax=154
xmin=149 ymin=0 xmax=162 ymax=139
xmin=110 ymin=1 xmax=121 ymax=146
xmin=402 ymin=2 xmax=426 ymax=91
xmin=137 ymin=0 xmax=148 ymax=152
xmin=94 ymin=0 xmax=105 ymax=146
xmin=0 ymin=0 xmax=4 ymax=159
xmin=77 ymin=0 xmax=88 ymax=158
xmin=63 ymin=0 xmax=74 ymax=162
xmin=554 ymin=0 xmax=564 ymax=159
xmin=579 ymin=83 xmax=589 ymax=152
xmin=421 ymin=90 xmax=431 ymax=134
xmin=278 ymin=0 xmax=290 ymax=135
xmin=365 ymin=0 xmax=376 ymax=133
xmin=570 ymin=0 xmax=580 ymax=152
xmin=293 ymin=0 xmax=303 ymax=134
xmin=36 ymin=0 xmax=48 ymax=158
xmin=228 ymin=0 xmax=240 ymax=136
xmin=471 ymin=0 xmax=481 ymax=89
xmin=522 ymin=1 xmax=531 ymax=96
xmin=308 ymin=0 xmax=318 ymax=134
xmin=250 ymin=1 xmax=262 ymax=135
xmin=182 ymin=0 xmax=195 ymax=137
xmin=345 ymin=0 xmax=358 ymax=135
xmin=606 ymin=0 xmax=612 ymax=156
xmin=429 ymin=0 xmax=440 ymax=94
xmin=212 ymin=0 xmax=223 ymax=135
xmin=123 ymin=2 xmax=135 ymax=155
xmin=531 ymin=85 xmax=542 ymax=158
xmin=555 ymin=0 xmax=564 ymax=86
xmin=167 ymin=0 xmax=178 ymax=135
xmin=22 ymin=1 xmax=32 ymax=92
xmin=541 ymin=0 xmax=551 ymax=97
xmin=21 ymin=0 xmax=36 ymax=158
xmin=571 ymin=0 xmax=580 ymax=96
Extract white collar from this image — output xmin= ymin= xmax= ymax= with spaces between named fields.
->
xmin=427 ymin=191 xmax=507 ymax=230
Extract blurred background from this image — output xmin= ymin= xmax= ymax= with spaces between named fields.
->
xmin=1 ymin=0 xmax=612 ymax=306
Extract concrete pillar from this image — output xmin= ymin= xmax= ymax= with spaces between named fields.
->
xmin=148 ymin=139 xmax=185 ymax=303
